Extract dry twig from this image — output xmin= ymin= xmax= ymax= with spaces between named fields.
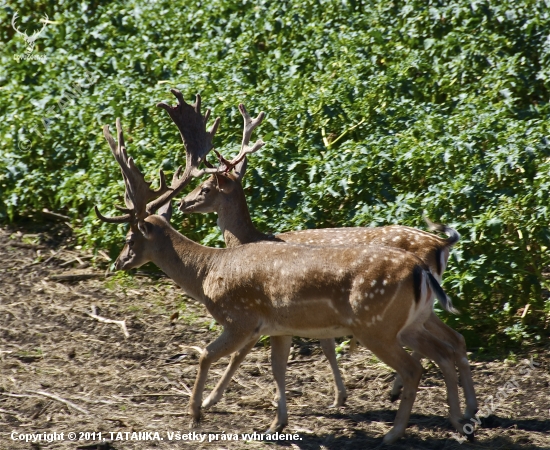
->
xmin=47 ymin=273 xmax=103 ymax=281
xmin=87 ymin=305 xmax=129 ymax=338
xmin=30 ymin=390 xmax=90 ymax=415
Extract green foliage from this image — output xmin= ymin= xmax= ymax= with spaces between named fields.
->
xmin=1 ymin=0 xmax=549 ymax=348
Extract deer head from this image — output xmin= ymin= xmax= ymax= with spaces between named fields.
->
xmin=180 ymin=103 xmax=265 ymax=214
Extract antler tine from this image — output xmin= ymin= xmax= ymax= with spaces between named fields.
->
xmin=212 ymin=103 xmax=265 ymax=173
xmin=115 ymin=118 xmax=126 ymax=154
xmin=95 ymin=119 xmax=169 ymax=224
xmin=240 ymin=103 xmax=265 ymax=150
xmin=229 ymin=136 xmax=265 ymax=168
xmin=148 ymin=90 xmax=221 ymax=214
xmin=94 ymin=205 xmax=132 ymax=224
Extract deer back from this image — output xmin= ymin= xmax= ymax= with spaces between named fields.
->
xmin=279 ymin=226 xmax=453 ymax=280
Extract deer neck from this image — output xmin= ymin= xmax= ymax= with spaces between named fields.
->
xmin=147 ymin=217 xmax=217 ymax=300
xmin=216 ymin=187 xmax=270 ymax=248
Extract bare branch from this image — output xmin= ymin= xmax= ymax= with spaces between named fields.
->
xmin=30 ymin=390 xmax=89 ymax=415
xmin=87 ymin=305 xmax=129 ymax=339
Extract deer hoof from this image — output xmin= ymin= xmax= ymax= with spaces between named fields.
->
xmin=189 ymin=409 xmax=202 ymax=428
xmin=459 ymin=419 xmax=475 ymax=442
xmin=265 ymin=423 xmax=287 ymax=434
xmin=389 ymin=392 xmax=401 ymax=402
xmin=202 ymin=396 xmax=218 ymax=409
xmin=382 ymin=426 xmax=405 ymax=444
xmin=329 ymin=395 xmax=347 ymax=408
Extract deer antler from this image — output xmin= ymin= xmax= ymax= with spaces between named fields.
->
xmin=97 ymin=91 xmax=224 ymax=223
xmin=95 ymin=119 xmax=169 ymax=224
xmin=156 ymin=89 xmax=220 ymax=171
xmin=206 ymin=104 xmax=265 ymax=175
xmin=146 ymin=90 xmax=223 ymax=213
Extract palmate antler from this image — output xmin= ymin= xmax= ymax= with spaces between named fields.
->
xmin=146 ymin=90 xmax=222 ymax=214
xmin=157 ymin=87 xmax=265 ymax=179
xmin=94 ymin=119 xmax=169 ymax=223
xmin=95 ymin=91 xmax=222 ymax=224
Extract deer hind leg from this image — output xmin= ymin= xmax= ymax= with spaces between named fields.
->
xmin=202 ymin=337 xmax=258 ymax=409
xmin=423 ymin=312 xmax=478 ymax=419
xmin=400 ymin=327 xmax=467 ymax=438
xmin=319 ymin=338 xmax=347 ymax=407
xmin=390 ymin=351 xmax=423 ymax=402
xmin=355 ymin=335 xmax=423 ymax=444
xmin=190 ymin=328 xmax=260 ymax=425
xmin=267 ymin=335 xmax=292 ymax=433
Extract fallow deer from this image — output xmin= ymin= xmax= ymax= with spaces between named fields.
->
xmin=95 ymin=91 xmax=468 ymax=443
xmin=179 ymin=103 xmax=478 ymax=421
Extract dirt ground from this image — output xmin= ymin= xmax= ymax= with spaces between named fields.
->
xmin=1 ymin=224 xmax=549 ymax=450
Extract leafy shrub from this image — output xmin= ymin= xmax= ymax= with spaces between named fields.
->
xmin=1 ymin=0 xmax=549 ymax=348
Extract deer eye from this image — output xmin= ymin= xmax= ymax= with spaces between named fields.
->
xmin=126 ymin=240 xmax=134 ymax=247
xmin=200 ymin=187 xmax=210 ymax=194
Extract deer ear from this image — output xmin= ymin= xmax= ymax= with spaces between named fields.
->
xmin=215 ymin=174 xmax=235 ymax=193
xmin=233 ymin=157 xmax=248 ymax=181
xmin=158 ymin=201 xmax=173 ymax=222
xmin=137 ymin=220 xmax=152 ymax=239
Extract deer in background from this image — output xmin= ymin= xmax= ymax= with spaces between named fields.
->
xmin=94 ymin=90 xmax=470 ymax=443
xmin=179 ymin=103 xmax=478 ymax=422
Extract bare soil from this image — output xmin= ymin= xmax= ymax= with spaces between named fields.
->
xmin=1 ymin=225 xmax=549 ymax=450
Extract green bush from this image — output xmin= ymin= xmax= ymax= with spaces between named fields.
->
xmin=1 ymin=0 xmax=549 ymax=348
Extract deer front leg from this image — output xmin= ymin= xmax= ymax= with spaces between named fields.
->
xmin=319 ymin=338 xmax=347 ymax=407
xmin=190 ymin=328 xmax=259 ymax=425
xmin=202 ymin=337 xmax=258 ymax=409
xmin=267 ymin=335 xmax=292 ymax=433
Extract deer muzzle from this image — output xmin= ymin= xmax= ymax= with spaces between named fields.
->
xmin=178 ymin=198 xmax=195 ymax=213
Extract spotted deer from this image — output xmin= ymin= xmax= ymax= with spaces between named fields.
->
xmin=94 ymin=91 xmax=468 ymax=443
xmin=180 ymin=103 xmax=478 ymax=421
